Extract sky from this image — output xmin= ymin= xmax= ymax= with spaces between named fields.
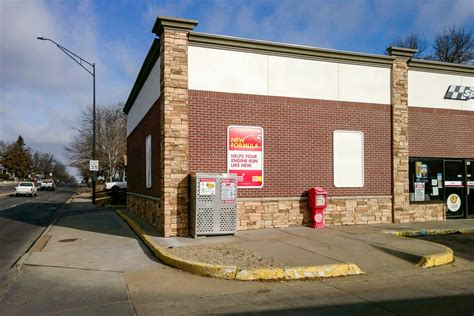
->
xmin=1 ymin=0 xmax=474 ymax=176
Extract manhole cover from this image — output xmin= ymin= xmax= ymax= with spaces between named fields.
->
xmin=58 ymin=238 xmax=78 ymax=243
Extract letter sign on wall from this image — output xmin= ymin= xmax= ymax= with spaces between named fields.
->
xmin=227 ymin=126 xmax=264 ymax=188
xmin=445 ymin=85 xmax=474 ymax=101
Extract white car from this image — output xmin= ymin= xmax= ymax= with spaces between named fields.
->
xmin=105 ymin=179 xmax=127 ymax=192
xmin=40 ymin=179 xmax=55 ymax=191
xmin=15 ymin=182 xmax=38 ymax=197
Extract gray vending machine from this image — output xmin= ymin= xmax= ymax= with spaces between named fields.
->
xmin=190 ymin=173 xmax=238 ymax=238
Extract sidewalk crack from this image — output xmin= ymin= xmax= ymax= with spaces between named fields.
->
xmin=23 ymin=263 xmax=125 ymax=274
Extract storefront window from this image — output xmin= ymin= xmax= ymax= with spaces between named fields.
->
xmin=409 ymin=158 xmax=443 ymax=202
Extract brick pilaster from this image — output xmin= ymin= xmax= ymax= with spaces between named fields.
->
xmin=154 ymin=17 xmax=198 ymax=237
xmin=388 ymin=47 xmax=417 ymax=223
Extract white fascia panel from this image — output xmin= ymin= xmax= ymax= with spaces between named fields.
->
xmin=461 ymin=75 xmax=474 ymax=111
xmin=338 ymin=64 xmax=391 ymax=104
xmin=408 ymin=70 xmax=474 ymax=111
xmin=268 ymin=55 xmax=338 ymax=100
xmin=127 ymin=57 xmax=161 ymax=136
xmin=188 ymin=46 xmax=268 ymax=95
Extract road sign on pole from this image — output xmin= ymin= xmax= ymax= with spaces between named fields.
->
xmin=90 ymin=160 xmax=99 ymax=171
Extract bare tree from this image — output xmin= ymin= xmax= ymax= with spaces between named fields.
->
xmin=0 ymin=140 xmax=9 ymax=157
xmin=30 ymin=150 xmax=74 ymax=183
xmin=430 ymin=26 xmax=474 ymax=64
xmin=65 ymin=103 xmax=126 ymax=182
xmin=97 ymin=103 xmax=127 ymax=181
xmin=387 ymin=33 xmax=428 ymax=59
xmin=65 ymin=106 xmax=93 ymax=182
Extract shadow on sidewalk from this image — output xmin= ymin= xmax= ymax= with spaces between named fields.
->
xmin=0 ymin=189 xmax=161 ymax=264
xmin=371 ymin=244 xmax=420 ymax=264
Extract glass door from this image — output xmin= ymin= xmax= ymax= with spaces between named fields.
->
xmin=466 ymin=160 xmax=474 ymax=217
xmin=444 ymin=160 xmax=464 ymax=218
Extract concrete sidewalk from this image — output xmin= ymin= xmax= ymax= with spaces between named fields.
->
xmin=25 ymin=197 xmax=160 ymax=272
xmin=0 ymin=197 xmax=162 ymax=315
xmin=118 ymin=209 xmax=474 ymax=281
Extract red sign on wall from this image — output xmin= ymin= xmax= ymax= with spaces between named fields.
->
xmin=227 ymin=126 xmax=264 ymax=188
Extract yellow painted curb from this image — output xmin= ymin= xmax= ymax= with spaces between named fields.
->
xmin=236 ymin=263 xmax=363 ymax=281
xmin=117 ymin=210 xmax=364 ymax=281
xmin=382 ymin=229 xmax=457 ymax=268
xmin=117 ymin=210 xmax=237 ymax=279
xmin=416 ymin=242 xmax=453 ymax=268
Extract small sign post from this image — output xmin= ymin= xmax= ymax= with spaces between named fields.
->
xmin=89 ymin=160 xmax=99 ymax=171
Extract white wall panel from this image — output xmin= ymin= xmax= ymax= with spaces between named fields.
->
xmin=408 ymin=70 xmax=474 ymax=111
xmin=188 ymin=46 xmax=268 ymax=95
xmin=188 ymin=46 xmax=391 ymax=105
xmin=339 ymin=64 xmax=391 ymax=104
xmin=127 ymin=57 xmax=161 ymax=136
xmin=268 ymin=56 xmax=338 ymax=100
xmin=333 ymin=130 xmax=364 ymax=188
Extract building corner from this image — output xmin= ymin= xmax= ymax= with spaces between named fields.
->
xmin=155 ymin=16 xmax=198 ymax=237
xmin=389 ymin=46 xmax=416 ymax=223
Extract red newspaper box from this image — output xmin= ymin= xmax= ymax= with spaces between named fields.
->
xmin=308 ymin=187 xmax=328 ymax=229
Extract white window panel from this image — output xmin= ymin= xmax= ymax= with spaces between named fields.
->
xmin=146 ymin=135 xmax=152 ymax=188
xmin=333 ymin=130 xmax=364 ymax=187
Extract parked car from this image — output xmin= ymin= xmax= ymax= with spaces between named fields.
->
xmin=105 ymin=178 xmax=127 ymax=192
xmin=15 ymin=182 xmax=37 ymax=197
xmin=40 ymin=179 xmax=55 ymax=191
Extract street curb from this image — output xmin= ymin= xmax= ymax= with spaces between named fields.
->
xmin=383 ymin=228 xmax=474 ymax=237
xmin=117 ymin=210 xmax=237 ymax=280
xmin=415 ymin=242 xmax=453 ymax=268
xmin=235 ymin=263 xmax=363 ymax=281
xmin=380 ymin=228 xmax=474 ymax=268
xmin=117 ymin=210 xmax=364 ymax=281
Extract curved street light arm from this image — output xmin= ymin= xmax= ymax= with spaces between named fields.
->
xmin=36 ymin=37 xmax=94 ymax=76
xmin=36 ymin=36 xmax=97 ymax=204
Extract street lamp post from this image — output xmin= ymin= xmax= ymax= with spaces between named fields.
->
xmin=37 ymin=37 xmax=96 ymax=204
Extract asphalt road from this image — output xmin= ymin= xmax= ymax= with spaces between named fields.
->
xmin=0 ymin=185 xmax=75 ymax=297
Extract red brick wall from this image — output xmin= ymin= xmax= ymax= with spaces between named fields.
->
xmin=189 ymin=90 xmax=392 ymax=198
xmin=127 ymin=98 xmax=161 ymax=197
xmin=409 ymin=107 xmax=474 ymax=158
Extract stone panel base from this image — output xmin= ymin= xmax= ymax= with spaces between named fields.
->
xmin=237 ymin=199 xmax=310 ymax=230
xmin=237 ymin=196 xmax=393 ymax=230
xmin=408 ymin=203 xmax=445 ymax=222
xmin=325 ymin=196 xmax=393 ymax=225
xmin=127 ymin=193 xmax=164 ymax=236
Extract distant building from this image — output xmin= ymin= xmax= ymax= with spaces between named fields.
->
xmin=124 ymin=16 xmax=474 ymax=237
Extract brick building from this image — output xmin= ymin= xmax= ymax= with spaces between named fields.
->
xmin=124 ymin=16 xmax=474 ymax=237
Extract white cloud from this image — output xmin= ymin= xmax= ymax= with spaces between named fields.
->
xmin=0 ymin=0 xmax=135 ymax=174
xmin=414 ymin=0 xmax=474 ymax=36
xmin=143 ymin=0 xmax=193 ymax=24
xmin=187 ymin=0 xmax=473 ymax=53
xmin=192 ymin=0 xmax=373 ymax=50
xmin=0 ymin=0 xmax=89 ymax=92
